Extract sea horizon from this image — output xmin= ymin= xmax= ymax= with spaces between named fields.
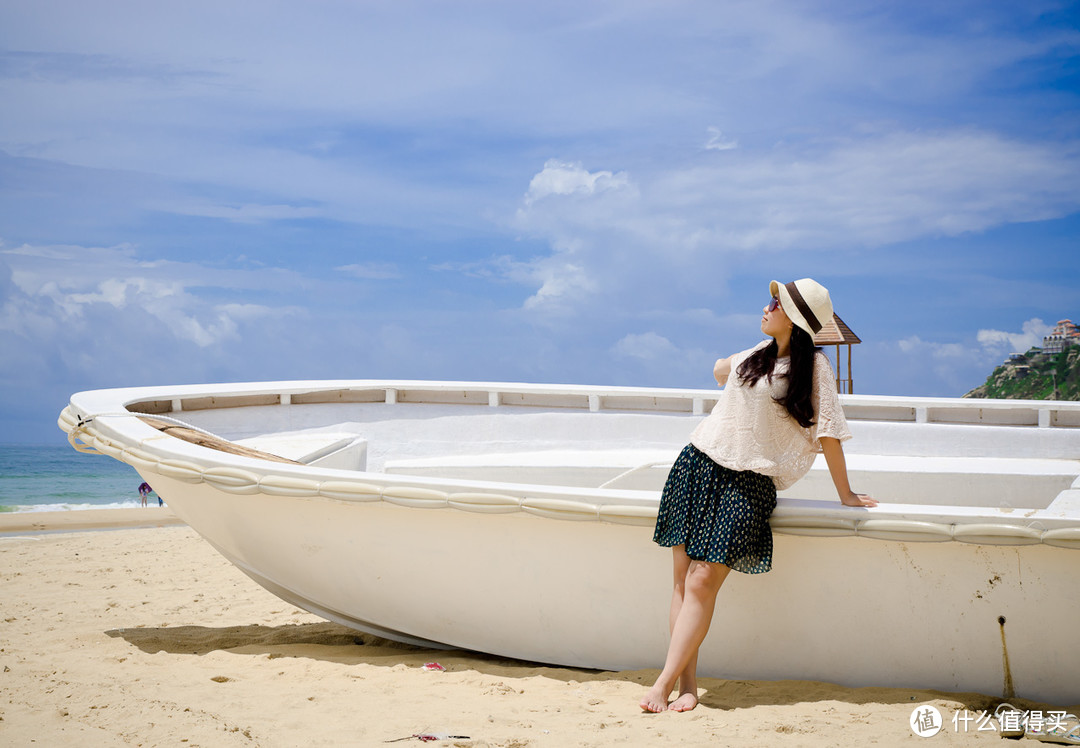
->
xmin=0 ymin=444 xmax=158 ymax=513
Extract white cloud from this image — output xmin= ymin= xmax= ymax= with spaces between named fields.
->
xmin=509 ymin=129 xmax=1080 ymax=316
xmin=2 ymin=243 xmax=302 ymax=294
xmin=522 ymin=261 xmax=597 ymax=313
xmin=976 ymin=318 xmax=1052 ymax=355
xmin=160 ymin=201 xmax=324 ymax=224
xmin=704 ymin=127 xmax=738 ymax=151
xmin=0 ymin=243 xmax=304 ymax=349
xmin=896 ymin=336 xmax=919 ymax=354
xmin=608 ymin=330 xmax=714 ymax=387
xmin=656 ymin=129 xmax=1080 ymax=249
xmin=4 ymin=1 xmax=1077 ymax=245
xmin=897 ymin=335 xmax=970 ymax=360
xmin=890 ymin=334 xmax=994 ymax=394
xmin=886 ymin=319 xmax=1063 ymax=395
xmin=612 ymin=332 xmax=679 ymax=361
xmin=2 ymin=1 xmax=1079 ymax=437
xmin=336 ymin=262 xmax=401 ymax=280
xmin=523 ymin=160 xmax=630 ymax=205
xmin=217 ymin=303 xmax=286 ymax=321
xmin=434 ymin=246 xmax=603 ymax=317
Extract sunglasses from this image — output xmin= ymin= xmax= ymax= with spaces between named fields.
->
xmin=767 ymin=297 xmax=781 ymax=312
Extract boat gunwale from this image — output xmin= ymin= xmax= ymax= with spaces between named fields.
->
xmin=60 ymin=380 xmax=1080 ymax=546
xmin=71 ymin=378 xmax=1080 ymax=424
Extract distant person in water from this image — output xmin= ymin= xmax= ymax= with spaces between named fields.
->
xmin=639 ymin=278 xmax=878 ymax=714
xmin=138 ymin=482 xmax=152 ymax=508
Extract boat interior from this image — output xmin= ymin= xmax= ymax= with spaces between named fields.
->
xmin=120 ymin=383 xmax=1080 ymax=513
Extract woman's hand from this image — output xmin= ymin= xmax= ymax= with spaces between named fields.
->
xmin=840 ymin=490 xmax=878 ymax=507
xmin=820 ymin=437 xmax=879 ymax=508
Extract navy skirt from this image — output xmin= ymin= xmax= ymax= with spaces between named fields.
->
xmin=653 ymin=444 xmax=778 ymax=574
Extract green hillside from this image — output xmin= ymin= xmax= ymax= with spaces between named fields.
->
xmin=964 ymin=346 xmax=1080 ymax=400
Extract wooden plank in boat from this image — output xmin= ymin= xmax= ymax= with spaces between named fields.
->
xmin=137 ymin=416 xmax=301 ymax=465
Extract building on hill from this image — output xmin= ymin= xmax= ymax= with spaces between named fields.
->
xmin=1042 ymin=319 xmax=1079 ymax=355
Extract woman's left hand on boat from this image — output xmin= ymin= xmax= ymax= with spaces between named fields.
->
xmin=840 ymin=490 xmax=878 ymax=507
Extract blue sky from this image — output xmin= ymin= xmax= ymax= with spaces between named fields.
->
xmin=2 ymin=0 xmax=1079 ymax=443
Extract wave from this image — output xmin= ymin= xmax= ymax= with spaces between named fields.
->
xmin=1 ymin=500 xmax=147 ymax=513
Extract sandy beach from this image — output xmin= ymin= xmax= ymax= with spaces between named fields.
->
xmin=1 ymin=509 xmax=1071 ymax=746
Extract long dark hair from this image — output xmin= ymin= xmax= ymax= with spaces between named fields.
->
xmin=735 ymin=327 xmax=820 ymax=428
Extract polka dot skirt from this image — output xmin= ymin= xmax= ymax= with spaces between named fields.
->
xmin=653 ymin=444 xmax=778 ymax=574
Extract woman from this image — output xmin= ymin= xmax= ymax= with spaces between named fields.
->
xmin=639 ymin=278 xmax=878 ymax=713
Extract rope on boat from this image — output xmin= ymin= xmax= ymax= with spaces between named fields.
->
xmin=598 ymin=460 xmax=675 ymax=489
xmin=65 ymin=410 xmax=235 ymax=462
xmin=75 ymin=411 xmax=228 ymax=440
xmin=56 ymin=405 xmax=1080 ymax=550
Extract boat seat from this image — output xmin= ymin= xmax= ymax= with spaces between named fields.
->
xmin=789 ymin=454 xmax=1079 ymax=510
xmin=234 ymin=433 xmax=367 ymax=469
xmin=384 ymin=449 xmax=1080 ymax=510
xmin=384 ymin=448 xmax=680 ymax=490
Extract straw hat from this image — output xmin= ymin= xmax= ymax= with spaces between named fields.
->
xmin=770 ymin=278 xmax=833 ymax=338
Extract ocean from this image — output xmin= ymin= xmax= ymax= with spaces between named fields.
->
xmin=0 ymin=444 xmax=156 ymax=513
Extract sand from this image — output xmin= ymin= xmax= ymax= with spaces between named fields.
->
xmin=0 ymin=509 xmax=1069 ymax=747
xmin=0 ymin=506 xmax=184 ymax=534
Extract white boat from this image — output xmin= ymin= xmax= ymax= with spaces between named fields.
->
xmin=59 ymin=380 xmax=1080 ymax=705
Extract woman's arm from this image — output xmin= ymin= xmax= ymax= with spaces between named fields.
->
xmin=713 ymin=355 xmax=734 ymax=386
xmin=820 ymin=436 xmax=878 ymax=507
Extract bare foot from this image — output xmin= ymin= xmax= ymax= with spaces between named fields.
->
xmin=639 ymin=685 xmax=670 ymax=713
xmin=669 ymin=692 xmax=699 ymax=712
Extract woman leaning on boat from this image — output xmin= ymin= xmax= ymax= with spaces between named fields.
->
xmin=640 ymin=278 xmax=878 ymax=714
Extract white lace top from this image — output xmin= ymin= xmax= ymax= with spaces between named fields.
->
xmin=689 ymin=341 xmax=851 ymax=490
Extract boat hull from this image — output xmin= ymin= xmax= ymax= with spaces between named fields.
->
xmin=142 ymin=469 xmax=1079 ymax=705
xmin=58 ymin=379 xmax=1080 ymax=706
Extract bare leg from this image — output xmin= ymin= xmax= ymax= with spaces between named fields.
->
xmin=640 ymin=549 xmax=731 ymax=712
xmin=667 ymin=547 xmax=702 ymax=712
